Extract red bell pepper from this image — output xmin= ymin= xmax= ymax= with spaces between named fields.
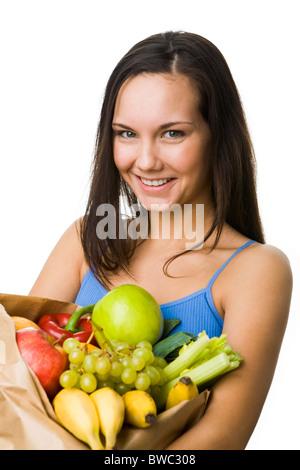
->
xmin=38 ymin=304 xmax=97 ymax=346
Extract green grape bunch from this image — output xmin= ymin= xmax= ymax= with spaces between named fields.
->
xmin=59 ymin=337 xmax=168 ymax=399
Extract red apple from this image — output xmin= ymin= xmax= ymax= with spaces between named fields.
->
xmin=16 ymin=327 xmax=68 ymax=400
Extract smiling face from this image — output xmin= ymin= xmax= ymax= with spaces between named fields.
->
xmin=112 ymin=73 xmax=213 ymax=212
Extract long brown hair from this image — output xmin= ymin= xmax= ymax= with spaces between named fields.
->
xmin=80 ymin=31 xmax=265 ymax=289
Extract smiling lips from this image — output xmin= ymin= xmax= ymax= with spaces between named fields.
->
xmin=140 ymin=177 xmax=172 ymax=186
xmin=137 ymin=176 xmax=176 ymax=191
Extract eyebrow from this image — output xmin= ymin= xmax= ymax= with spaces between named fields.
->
xmin=112 ymin=121 xmax=194 ymax=130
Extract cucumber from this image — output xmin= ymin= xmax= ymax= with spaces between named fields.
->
xmin=153 ymin=331 xmax=193 ymax=359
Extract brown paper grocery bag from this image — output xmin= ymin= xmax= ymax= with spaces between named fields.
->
xmin=0 ymin=301 xmax=88 ymax=450
xmin=0 ymin=293 xmax=210 ymax=450
xmin=117 ymin=390 xmax=210 ymax=450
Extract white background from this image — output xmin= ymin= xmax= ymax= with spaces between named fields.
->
xmin=0 ymin=0 xmax=299 ymax=450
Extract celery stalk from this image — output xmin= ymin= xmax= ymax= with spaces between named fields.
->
xmin=183 ymin=353 xmax=231 ymax=386
xmin=163 ymin=332 xmax=210 ymax=382
xmin=157 ymin=353 xmax=236 ymax=410
xmin=156 ymin=331 xmax=243 ymax=411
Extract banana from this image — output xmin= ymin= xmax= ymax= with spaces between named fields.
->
xmin=53 ymin=388 xmax=104 ymax=450
xmin=90 ymin=387 xmax=125 ymax=450
xmin=166 ymin=376 xmax=199 ymax=410
xmin=123 ymin=390 xmax=157 ymax=428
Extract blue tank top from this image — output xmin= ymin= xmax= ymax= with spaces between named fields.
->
xmin=75 ymin=240 xmax=256 ymax=338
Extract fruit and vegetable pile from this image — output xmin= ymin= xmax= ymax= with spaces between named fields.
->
xmin=13 ymin=284 xmax=243 ymax=450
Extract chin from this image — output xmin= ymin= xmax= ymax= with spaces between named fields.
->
xmin=141 ymin=200 xmax=175 ymax=213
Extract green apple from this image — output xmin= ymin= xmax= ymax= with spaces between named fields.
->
xmin=92 ymin=284 xmax=164 ymax=346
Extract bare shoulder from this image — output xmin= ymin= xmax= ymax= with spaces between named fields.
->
xmin=59 ymin=217 xmax=82 ymax=243
xmin=218 ymin=223 xmax=292 ymax=287
xmin=29 ymin=218 xmax=85 ymax=302
xmin=237 ymin=242 xmax=293 ymax=287
xmin=217 ymin=231 xmax=293 ymax=304
xmin=250 ymin=242 xmax=290 ymax=262
xmin=43 ymin=218 xmax=84 ymax=267
xmin=222 ymin=241 xmax=293 ymax=340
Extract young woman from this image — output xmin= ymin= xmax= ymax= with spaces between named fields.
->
xmin=29 ymin=31 xmax=293 ymax=449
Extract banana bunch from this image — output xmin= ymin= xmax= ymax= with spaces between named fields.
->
xmin=53 ymin=387 xmax=158 ymax=449
xmin=53 ymin=388 xmax=104 ymax=450
xmin=53 ymin=387 xmax=125 ymax=450
xmin=165 ymin=376 xmax=199 ymax=410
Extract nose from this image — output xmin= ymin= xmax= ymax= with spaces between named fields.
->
xmin=135 ymin=138 xmax=163 ymax=172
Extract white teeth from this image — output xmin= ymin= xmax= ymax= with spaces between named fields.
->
xmin=140 ymin=178 xmax=172 ymax=187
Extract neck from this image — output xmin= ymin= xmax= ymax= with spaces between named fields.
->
xmin=147 ymin=200 xmax=215 ymax=251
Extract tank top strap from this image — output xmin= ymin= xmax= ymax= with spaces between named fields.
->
xmin=206 ymin=240 xmax=257 ymax=289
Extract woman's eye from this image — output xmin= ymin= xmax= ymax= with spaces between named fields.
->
xmin=164 ymin=130 xmax=185 ymax=138
xmin=119 ymin=130 xmax=136 ymax=138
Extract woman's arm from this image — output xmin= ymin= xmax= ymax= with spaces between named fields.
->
xmin=29 ymin=219 xmax=85 ymax=303
xmin=166 ymin=244 xmax=293 ymax=450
